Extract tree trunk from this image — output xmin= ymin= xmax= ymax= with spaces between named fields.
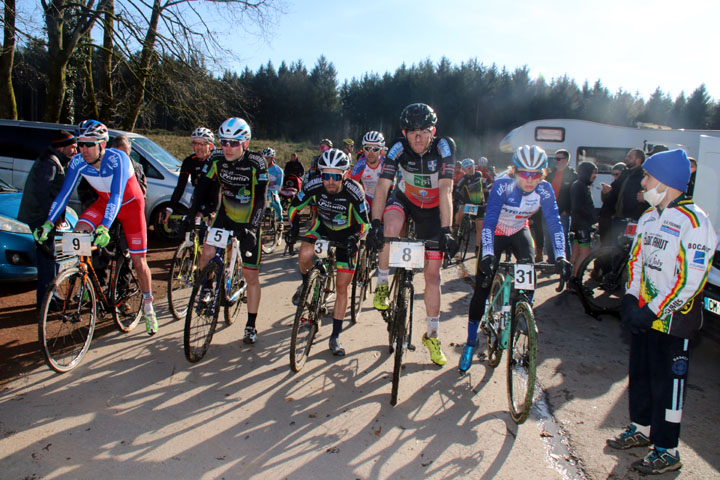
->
xmin=0 ymin=0 xmax=18 ymax=119
xmin=98 ymin=0 xmax=114 ymax=121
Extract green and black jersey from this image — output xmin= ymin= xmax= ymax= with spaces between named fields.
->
xmin=289 ymin=176 xmax=369 ymax=235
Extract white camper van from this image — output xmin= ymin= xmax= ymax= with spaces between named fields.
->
xmin=499 ymin=119 xmax=720 ymax=207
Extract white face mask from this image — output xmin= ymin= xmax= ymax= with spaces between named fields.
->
xmin=643 ymin=184 xmax=667 ymax=207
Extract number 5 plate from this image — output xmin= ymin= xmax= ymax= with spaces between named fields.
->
xmin=206 ymin=228 xmax=230 ymax=248
xmin=514 ymin=264 xmax=535 ymax=290
xmin=61 ymin=233 xmax=92 ymax=256
xmin=389 ymin=241 xmax=424 ymax=269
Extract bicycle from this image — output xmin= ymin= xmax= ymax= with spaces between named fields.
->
xmin=289 ymin=237 xmax=339 ymax=372
xmin=38 ymin=230 xmax=143 ymax=373
xmin=168 ymin=222 xmax=206 ymax=321
xmin=261 ymin=203 xmax=283 ymax=254
xmin=456 ymin=204 xmax=482 ymax=263
xmin=183 ymin=227 xmax=247 ymax=363
xmin=350 ymin=239 xmax=377 ymax=323
xmin=479 ymin=260 xmax=557 ymax=423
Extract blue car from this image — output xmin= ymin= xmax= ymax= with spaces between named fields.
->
xmin=0 ymin=178 xmax=77 ymax=281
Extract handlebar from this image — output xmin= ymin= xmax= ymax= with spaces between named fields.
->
xmin=383 ymin=237 xmax=441 ymax=248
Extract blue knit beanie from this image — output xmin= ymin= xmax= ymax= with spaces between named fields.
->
xmin=642 ymin=149 xmax=691 ymax=193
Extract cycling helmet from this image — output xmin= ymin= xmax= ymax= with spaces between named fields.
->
xmin=343 ymin=138 xmax=354 ymax=147
xmin=77 ymin=120 xmax=109 ymax=142
xmin=218 ymin=117 xmax=251 ymax=141
xmin=461 ymin=158 xmax=475 ymax=169
xmin=399 ymin=103 xmax=437 ymax=130
xmin=362 ymin=131 xmax=385 ymax=146
xmin=513 ymin=145 xmax=548 ymax=170
xmin=319 ymin=138 xmax=333 ymax=148
xmin=261 ymin=147 xmax=276 ymax=158
xmin=191 ymin=127 xmax=214 ymax=144
xmin=478 ymin=156 xmax=488 ymax=166
xmin=317 ymin=148 xmax=350 ymax=171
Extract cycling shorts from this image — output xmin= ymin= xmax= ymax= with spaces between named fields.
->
xmin=210 ymin=208 xmax=261 ymax=270
xmin=79 ymin=196 xmax=147 ymax=255
xmin=384 ymin=190 xmax=443 ymax=259
xmin=571 ymin=228 xmax=592 ymax=248
xmin=304 ymin=223 xmax=356 ymax=274
xmin=477 ymin=227 xmax=535 ymax=277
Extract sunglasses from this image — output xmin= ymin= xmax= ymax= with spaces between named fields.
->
xmin=77 ymin=141 xmax=99 ymax=148
xmin=321 ymin=172 xmax=343 ymax=181
xmin=192 ymin=141 xmax=209 ymax=147
xmin=363 ymin=146 xmax=381 ymax=152
xmin=555 ymin=156 xmax=568 ymax=161
xmin=220 ymin=139 xmax=243 ymax=147
xmin=516 ymin=171 xmax=543 ymax=180
xmin=320 ymin=145 xmax=330 ymax=151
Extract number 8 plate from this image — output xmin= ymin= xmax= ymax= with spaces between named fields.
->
xmin=388 ymin=241 xmax=424 ymax=269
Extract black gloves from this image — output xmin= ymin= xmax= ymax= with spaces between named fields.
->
xmin=366 ymin=219 xmax=384 ymax=251
xmin=479 ymin=254 xmax=495 ymax=278
xmin=181 ymin=216 xmax=195 ymax=234
xmin=345 ymin=234 xmax=361 ymax=257
xmin=440 ymin=226 xmax=459 ymax=258
xmin=555 ymin=257 xmax=573 ymax=281
xmin=285 ymin=222 xmax=300 ymax=246
xmin=620 ymin=294 xmax=656 ymax=333
xmin=240 ymin=227 xmax=257 ymax=257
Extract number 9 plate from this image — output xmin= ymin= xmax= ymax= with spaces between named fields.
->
xmin=389 ymin=241 xmax=425 ymax=269
xmin=61 ymin=233 xmax=92 ymax=256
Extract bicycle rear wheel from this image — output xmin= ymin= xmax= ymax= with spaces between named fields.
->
xmin=184 ymin=261 xmax=221 ymax=363
xmin=576 ymin=246 xmax=627 ymax=316
xmin=111 ymin=254 xmax=143 ymax=332
xmin=168 ymin=243 xmax=196 ymax=321
xmin=38 ymin=267 xmax=97 ymax=373
xmin=507 ymin=301 xmax=537 ymax=424
xmin=261 ymin=210 xmax=280 ymax=254
xmin=390 ymin=284 xmax=412 ymax=406
xmin=290 ymin=270 xmax=321 ymax=372
xmin=485 ymin=274 xmax=505 ymax=368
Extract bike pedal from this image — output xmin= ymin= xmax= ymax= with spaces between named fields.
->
xmin=408 ymin=344 xmax=416 ymax=351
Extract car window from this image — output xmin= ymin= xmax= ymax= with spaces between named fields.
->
xmin=0 ymin=126 xmax=55 ymax=160
xmin=0 ymin=177 xmax=19 ymax=192
xmin=134 ymin=152 xmax=163 ymax=179
xmin=130 ymin=137 xmax=181 ymax=171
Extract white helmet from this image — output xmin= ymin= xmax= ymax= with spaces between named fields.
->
xmin=77 ymin=120 xmax=109 ymax=142
xmin=261 ymin=147 xmax=276 ymax=158
xmin=317 ymin=148 xmax=350 ymax=171
xmin=218 ymin=117 xmax=251 ymax=141
xmin=513 ymin=145 xmax=548 ymax=170
xmin=362 ymin=131 xmax=385 ymax=146
xmin=191 ymin=127 xmax=214 ymax=144
xmin=478 ymin=156 xmax=488 ymax=166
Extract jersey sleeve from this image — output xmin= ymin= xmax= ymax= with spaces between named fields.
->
xmin=47 ymin=155 xmax=85 ymax=224
xmin=100 ymin=149 xmax=132 ymax=228
xmin=480 ymin=178 xmax=509 ymax=257
xmin=346 ymin=179 xmax=370 ymax=235
xmin=351 ymin=157 xmax=366 ymax=183
xmin=538 ymin=181 xmax=566 ymax=259
xmin=380 ymin=141 xmax=403 ymax=180
xmin=189 ymin=156 xmax=219 ymax=217
xmin=169 ymin=155 xmax=193 ymax=210
xmin=436 ymin=137 xmax=455 ymax=180
xmin=250 ymin=153 xmax=268 ymax=228
xmin=625 ymin=227 xmax=644 ymax=299
xmin=288 ymin=177 xmax=321 ymax=228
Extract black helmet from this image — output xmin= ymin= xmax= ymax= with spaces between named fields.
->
xmin=400 ymin=103 xmax=437 ymax=130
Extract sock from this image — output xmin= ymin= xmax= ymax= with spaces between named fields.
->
xmin=246 ymin=312 xmax=257 ymax=329
xmin=142 ymin=291 xmax=154 ymax=314
xmin=426 ymin=316 xmax=440 ymax=338
xmin=377 ymin=268 xmax=389 ymax=286
xmin=331 ymin=318 xmax=343 ymax=337
xmin=467 ymin=319 xmax=481 ymax=346
xmin=661 ymin=447 xmax=678 ymax=456
xmin=301 ymin=270 xmax=309 ymax=284
xmin=632 ymin=422 xmax=650 ymax=436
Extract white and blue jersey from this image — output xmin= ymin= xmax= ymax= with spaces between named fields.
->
xmin=267 ymin=163 xmax=283 ymax=194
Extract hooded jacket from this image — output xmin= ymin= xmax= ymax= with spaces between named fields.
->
xmin=570 ymin=161 xmax=598 ymax=232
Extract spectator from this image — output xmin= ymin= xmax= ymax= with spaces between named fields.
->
xmin=108 ymin=134 xmax=147 ymax=196
xmin=18 ymin=130 xmax=77 ymax=307
xmin=606 ymin=148 xmax=648 ymax=239
xmin=543 ymin=149 xmax=576 ymax=261
xmin=569 ymin=161 xmax=598 ymax=281
xmin=598 ymin=162 xmax=627 ymax=245
xmin=686 ymin=157 xmax=697 ymax=198
xmin=285 ymin=152 xmax=305 ymax=179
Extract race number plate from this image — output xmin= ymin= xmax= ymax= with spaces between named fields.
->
xmin=704 ymin=296 xmax=720 ymax=315
xmin=314 ymin=239 xmax=330 ymax=258
xmin=464 ymin=204 xmax=479 ymax=215
xmin=206 ymin=228 xmax=230 ymax=248
xmin=514 ymin=264 xmax=535 ymax=290
xmin=388 ymin=241 xmax=425 ymax=269
xmin=61 ymin=233 xmax=92 ymax=256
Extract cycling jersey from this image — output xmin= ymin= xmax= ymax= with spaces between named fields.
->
xmin=380 ymin=136 xmax=455 ymax=209
xmin=267 ymin=163 xmax=283 ymax=193
xmin=285 ymin=160 xmax=305 ymax=179
xmin=481 ymin=177 xmax=566 ymax=259
xmin=626 ymin=197 xmax=717 ymax=338
xmin=169 ymin=152 xmax=218 ymax=213
xmin=191 ymin=149 xmax=268 ymax=228
xmin=350 ymin=155 xmax=384 ymax=207
xmin=454 ymin=172 xmax=485 ymax=205
xmin=289 ymin=177 xmax=369 ymax=235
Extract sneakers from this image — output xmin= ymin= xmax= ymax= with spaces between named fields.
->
xmin=458 ymin=342 xmax=478 ymax=373
xmin=606 ymin=424 xmax=652 ymax=450
xmin=373 ymin=284 xmax=389 ymax=311
xmin=632 ymin=447 xmax=682 ymax=474
xmin=329 ymin=336 xmax=345 ymax=356
xmin=292 ymin=284 xmax=303 ymax=306
xmin=243 ymin=326 xmax=257 ymax=344
xmin=143 ymin=311 xmax=159 ymax=336
xmin=422 ymin=334 xmax=447 ymax=366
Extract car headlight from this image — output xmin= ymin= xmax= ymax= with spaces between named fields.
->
xmin=0 ymin=214 xmax=32 ymax=234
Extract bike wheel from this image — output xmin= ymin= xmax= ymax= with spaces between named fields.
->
xmin=38 ymin=267 xmax=97 ymax=373
xmin=184 ymin=261 xmax=221 ymax=363
xmin=485 ymin=273 xmax=505 ymax=368
xmin=111 ymin=254 xmax=143 ymax=332
xmin=224 ymin=263 xmax=245 ymax=325
xmin=261 ymin=210 xmax=278 ymax=254
xmin=390 ymin=284 xmax=412 ymax=406
xmin=576 ymin=246 xmax=627 ymax=316
xmin=168 ymin=243 xmax=196 ymax=321
xmin=458 ymin=218 xmax=472 ymax=263
xmin=350 ymin=247 xmax=368 ymax=323
xmin=386 ymin=274 xmax=402 ymax=351
xmin=289 ymin=270 xmax=321 ymax=372
xmin=507 ymin=301 xmax=537 ymax=424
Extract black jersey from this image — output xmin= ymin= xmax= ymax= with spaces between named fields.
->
xmin=289 ymin=176 xmax=369 ymax=234
xmin=455 ymin=172 xmax=485 ymax=205
xmin=170 ymin=152 xmax=219 ymax=214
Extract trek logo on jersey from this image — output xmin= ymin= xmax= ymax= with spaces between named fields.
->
xmin=661 ymin=224 xmax=681 ymax=237
xmin=427 ymin=160 xmax=437 ymax=172
xmin=413 ymin=176 xmax=432 ymax=188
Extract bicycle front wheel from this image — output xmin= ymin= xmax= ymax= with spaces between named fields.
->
xmin=184 ymin=261 xmax=221 ymax=363
xmin=485 ymin=274 xmax=505 ymax=368
xmin=38 ymin=267 xmax=97 ymax=373
xmin=507 ymin=301 xmax=537 ymax=424
xmin=111 ymin=254 xmax=143 ymax=332
xmin=390 ymin=283 xmax=412 ymax=406
xmin=350 ymin=247 xmax=368 ymax=323
xmin=290 ymin=270 xmax=321 ymax=372
xmin=168 ymin=243 xmax=196 ymax=321
xmin=261 ymin=211 xmax=279 ymax=254
xmin=576 ymin=246 xmax=627 ymax=316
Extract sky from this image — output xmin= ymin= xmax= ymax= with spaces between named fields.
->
xmin=225 ymin=0 xmax=720 ymax=101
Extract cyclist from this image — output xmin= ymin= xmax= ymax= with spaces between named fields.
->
xmin=286 ymin=149 xmax=369 ymax=356
xmin=459 ymin=145 xmax=572 ymax=373
xmin=453 ymin=158 xmax=486 ymax=255
xmin=350 ymin=131 xmax=386 ymax=210
xmin=476 ymin=156 xmax=494 ymax=196
xmin=342 ymin=138 xmax=356 ymax=163
xmin=307 ymin=138 xmax=333 ymax=182
xmin=366 ymin=103 xmax=459 ymax=367
xmin=34 ymin=120 xmax=159 ymax=335
xmin=163 ymin=127 xmax=219 ymax=225
xmin=187 ymin=117 xmax=268 ymax=344
xmin=262 ymin=147 xmax=284 ymax=224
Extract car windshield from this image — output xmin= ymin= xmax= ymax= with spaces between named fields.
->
xmin=130 ymin=136 xmax=181 ymax=171
xmin=0 ymin=177 xmax=19 ymax=193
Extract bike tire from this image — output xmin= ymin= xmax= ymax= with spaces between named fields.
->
xmin=261 ymin=210 xmax=278 ymax=254
xmin=111 ymin=254 xmax=143 ymax=332
xmin=386 ymin=274 xmax=402 ymax=351
xmin=350 ymin=247 xmax=368 ymax=323
xmin=507 ymin=301 xmax=537 ymax=424
xmin=485 ymin=273 xmax=505 ymax=368
xmin=223 ymin=260 xmax=245 ymax=325
xmin=184 ymin=261 xmax=221 ymax=363
xmin=390 ymin=284 xmax=412 ymax=406
xmin=168 ymin=243 xmax=195 ymax=321
xmin=576 ymin=246 xmax=627 ymax=317
xmin=38 ymin=267 xmax=97 ymax=373
xmin=289 ymin=269 xmax=321 ymax=372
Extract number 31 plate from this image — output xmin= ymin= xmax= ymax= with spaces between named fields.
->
xmin=389 ymin=241 xmax=425 ymax=269
xmin=514 ymin=264 xmax=535 ymax=290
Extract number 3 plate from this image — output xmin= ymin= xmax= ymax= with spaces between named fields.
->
xmin=389 ymin=241 xmax=424 ymax=269
xmin=314 ymin=239 xmax=330 ymax=258
xmin=61 ymin=233 xmax=92 ymax=256
xmin=514 ymin=264 xmax=535 ymax=290
xmin=206 ymin=228 xmax=230 ymax=248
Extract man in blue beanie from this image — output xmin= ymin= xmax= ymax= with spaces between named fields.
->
xmin=606 ymin=149 xmax=718 ymax=474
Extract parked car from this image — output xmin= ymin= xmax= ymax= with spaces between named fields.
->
xmin=0 ymin=119 xmax=192 ymax=241
xmin=0 ymin=177 xmax=78 ymax=281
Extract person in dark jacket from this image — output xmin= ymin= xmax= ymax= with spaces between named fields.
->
xmin=17 ymin=130 xmax=77 ymax=306
xmin=284 ymin=152 xmax=305 ymax=179
xmin=603 ymin=148 xmax=648 ymax=243
xmin=543 ymin=149 xmax=577 ymax=261
xmin=569 ymin=161 xmax=598 ymax=278
xmin=598 ymin=162 xmax=626 ymax=245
